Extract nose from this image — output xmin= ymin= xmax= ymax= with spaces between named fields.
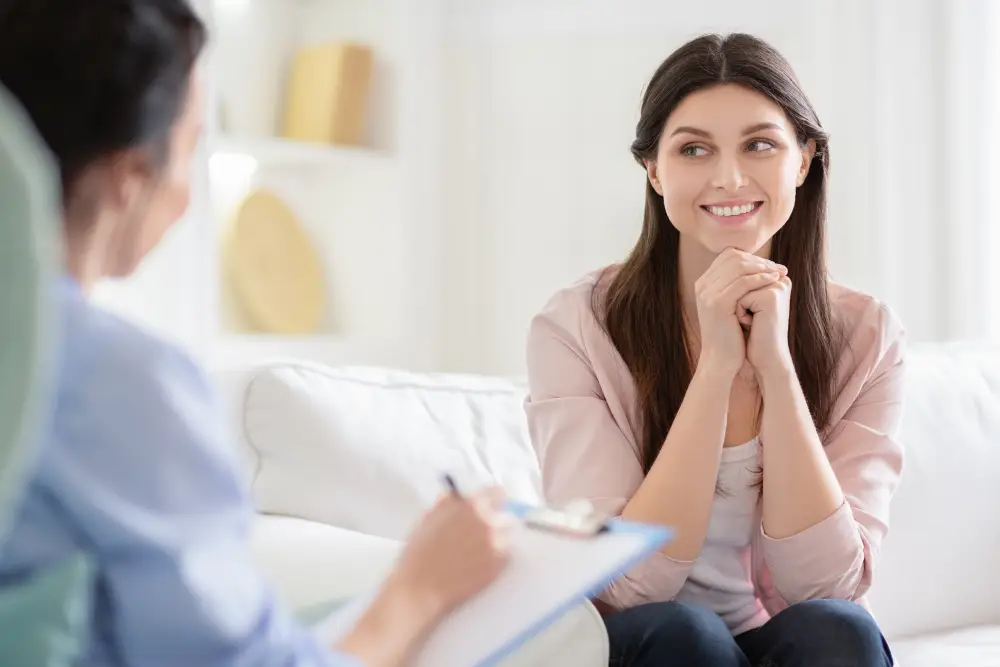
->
xmin=711 ymin=153 xmax=748 ymax=192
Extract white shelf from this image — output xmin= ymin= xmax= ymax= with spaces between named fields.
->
xmin=212 ymin=134 xmax=388 ymax=168
xmin=216 ymin=334 xmax=359 ymax=365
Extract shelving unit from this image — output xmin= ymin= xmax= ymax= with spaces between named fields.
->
xmin=213 ymin=134 xmax=388 ymax=169
xmin=201 ymin=0 xmax=442 ymax=370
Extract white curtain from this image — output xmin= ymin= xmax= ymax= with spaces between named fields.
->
xmin=818 ymin=0 xmax=999 ymax=343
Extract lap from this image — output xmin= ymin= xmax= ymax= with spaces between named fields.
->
xmin=603 ymin=601 xmax=749 ymax=667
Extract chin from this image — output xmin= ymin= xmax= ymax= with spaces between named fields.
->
xmin=107 ymin=258 xmax=142 ymax=279
xmin=702 ymin=234 xmax=765 ymax=256
xmin=106 ymin=243 xmax=148 ymax=278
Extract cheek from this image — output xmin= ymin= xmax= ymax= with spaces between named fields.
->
xmin=658 ymin=164 xmax=702 ymax=222
xmin=758 ymin=158 xmax=801 ymax=216
xmin=163 ymin=158 xmax=193 ymax=220
xmin=144 ymin=161 xmax=192 ymax=244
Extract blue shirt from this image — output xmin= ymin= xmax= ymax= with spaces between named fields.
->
xmin=0 ymin=277 xmax=362 ymax=667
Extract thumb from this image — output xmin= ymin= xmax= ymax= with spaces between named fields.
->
xmin=737 ymin=305 xmax=753 ymax=328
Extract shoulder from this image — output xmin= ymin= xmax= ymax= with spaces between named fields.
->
xmin=57 ymin=287 xmax=209 ymax=410
xmin=530 ymin=266 xmax=617 ymax=337
xmin=527 ymin=266 xmax=619 ymax=359
xmin=828 ymin=281 xmax=906 ymax=371
xmin=43 ymin=285 xmax=247 ymax=546
xmin=51 ymin=284 xmax=231 ymax=483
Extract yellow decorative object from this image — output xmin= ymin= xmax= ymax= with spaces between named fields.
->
xmin=223 ymin=188 xmax=325 ymax=334
xmin=281 ymin=42 xmax=373 ymax=146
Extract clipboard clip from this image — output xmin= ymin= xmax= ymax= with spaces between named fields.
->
xmin=522 ymin=499 xmax=611 ymax=538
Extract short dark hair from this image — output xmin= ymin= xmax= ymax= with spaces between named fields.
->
xmin=0 ymin=0 xmax=207 ymax=195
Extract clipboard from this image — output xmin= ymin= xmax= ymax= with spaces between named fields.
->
xmin=313 ymin=500 xmax=673 ymax=667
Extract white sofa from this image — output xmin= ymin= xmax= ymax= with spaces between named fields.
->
xmin=213 ymin=341 xmax=1000 ymax=666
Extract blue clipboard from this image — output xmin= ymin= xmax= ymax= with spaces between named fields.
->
xmin=468 ymin=501 xmax=673 ymax=667
xmin=314 ymin=500 xmax=673 ymax=667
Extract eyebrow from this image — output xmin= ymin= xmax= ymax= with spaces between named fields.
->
xmin=669 ymin=122 xmax=784 ymax=138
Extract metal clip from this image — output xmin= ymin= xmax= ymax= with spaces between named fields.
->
xmin=522 ymin=499 xmax=610 ymax=538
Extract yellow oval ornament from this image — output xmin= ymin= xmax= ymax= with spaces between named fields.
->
xmin=224 ymin=188 xmax=325 ymax=334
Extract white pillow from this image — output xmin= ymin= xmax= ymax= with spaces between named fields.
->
xmin=240 ymin=362 xmax=543 ymax=540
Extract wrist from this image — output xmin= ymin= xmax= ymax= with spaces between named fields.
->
xmin=757 ymin=361 xmax=798 ymax=394
xmin=335 ymin=570 xmax=442 ymax=663
xmin=382 ymin=568 xmax=448 ymax=627
xmin=695 ymin=352 xmax=741 ymax=382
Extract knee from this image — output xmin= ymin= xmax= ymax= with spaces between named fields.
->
xmin=780 ymin=599 xmax=891 ymax=664
xmin=612 ymin=601 xmax=740 ymax=663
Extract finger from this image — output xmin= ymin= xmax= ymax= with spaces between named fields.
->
xmin=710 ymin=248 xmax=783 ymax=273
xmin=468 ymin=487 xmax=508 ymax=520
xmin=488 ymin=514 xmax=517 ymax=550
xmin=717 ymin=271 xmax=782 ymax=309
xmin=474 ymin=485 xmax=508 ymax=510
xmin=737 ymin=281 xmax=782 ymax=314
xmin=703 ymin=253 xmax=785 ymax=296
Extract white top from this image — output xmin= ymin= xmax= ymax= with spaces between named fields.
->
xmin=674 ymin=437 xmax=770 ymax=635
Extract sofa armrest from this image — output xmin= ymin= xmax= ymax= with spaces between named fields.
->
xmin=250 ymin=514 xmax=402 ymax=610
xmin=250 ymin=514 xmax=609 ymax=666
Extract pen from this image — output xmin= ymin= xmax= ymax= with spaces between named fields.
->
xmin=443 ymin=473 xmax=461 ymax=497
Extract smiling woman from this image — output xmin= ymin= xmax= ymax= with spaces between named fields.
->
xmin=525 ymin=33 xmax=904 ymax=667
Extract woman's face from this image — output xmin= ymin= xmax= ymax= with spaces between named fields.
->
xmin=646 ymin=83 xmax=814 ymax=256
xmin=103 ymin=73 xmax=204 ymax=277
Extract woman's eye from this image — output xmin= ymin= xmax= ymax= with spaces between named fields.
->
xmin=747 ymin=139 xmax=776 ymax=152
xmin=681 ymin=145 xmax=709 ymax=157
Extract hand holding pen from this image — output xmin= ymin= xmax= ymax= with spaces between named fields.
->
xmin=387 ymin=476 xmax=513 ymax=619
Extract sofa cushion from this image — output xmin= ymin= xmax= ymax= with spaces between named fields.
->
xmin=867 ymin=342 xmax=1000 ymax=639
xmin=890 ymin=625 xmax=1000 ymax=667
xmin=240 ymin=363 xmax=542 ymax=540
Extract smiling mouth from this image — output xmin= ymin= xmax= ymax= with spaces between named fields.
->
xmin=701 ymin=201 xmax=763 ymax=219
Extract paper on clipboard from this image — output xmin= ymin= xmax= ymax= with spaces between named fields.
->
xmin=313 ymin=504 xmax=672 ymax=667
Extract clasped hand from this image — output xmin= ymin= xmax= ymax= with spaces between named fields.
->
xmin=693 ymin=247 xmax=794 ymax=381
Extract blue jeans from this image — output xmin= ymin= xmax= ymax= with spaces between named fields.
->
xmin=604 ymin=599 xmax=894 ymax=667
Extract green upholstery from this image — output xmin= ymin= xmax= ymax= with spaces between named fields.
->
xmin=0 ymin=82 xmax=59 ymax=537
xmin=0 ymin=554 xmax=94 ymax=665
xmin=0 ymin=83 xmax=92 ymax=664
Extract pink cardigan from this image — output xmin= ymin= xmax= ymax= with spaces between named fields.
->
xmin=524 ymin=269 xmax=906 ymax=618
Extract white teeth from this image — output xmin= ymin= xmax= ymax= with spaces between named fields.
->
xmin=709 ymin=203 xmax=758 ymax=217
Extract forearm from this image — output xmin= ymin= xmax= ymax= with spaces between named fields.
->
xmin=621 ymin=361 xmax=730 ymax=561
xmin=336 ymin=572 xmax=442 ymax=667
xmin=760 ymin=367 xmax=844 ymax=539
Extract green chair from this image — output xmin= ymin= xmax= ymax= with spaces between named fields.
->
xmin=0 ymin=82 xmax=93 ymax=666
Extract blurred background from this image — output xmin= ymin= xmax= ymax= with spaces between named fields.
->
xmin=92 ymin=0 xmax=1000 ymax=377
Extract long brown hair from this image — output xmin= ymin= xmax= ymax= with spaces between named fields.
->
xmin=596 ymin=33 xmax=841 ymax=474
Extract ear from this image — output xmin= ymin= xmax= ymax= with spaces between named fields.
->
xmin=796 ymin=139 xmax=816 ymax=187
xmin=645 ymin=159 xmax=663 ymax=196
xmin=105 ymin=148 xmax=154 ymax=215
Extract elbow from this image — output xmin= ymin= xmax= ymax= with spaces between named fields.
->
xmin=598 ymin=574 xmax=681 ymax=611
xmin=772 ymin=549 xmax=870 ymax=605
xmin=596 ymin=554 xmax=694 ymax=611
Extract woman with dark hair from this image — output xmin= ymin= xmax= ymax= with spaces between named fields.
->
xmin=0 ymin=2 xmax=509 ymax=666
xmin=525 ymin=33 xmax=903 ymax=666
